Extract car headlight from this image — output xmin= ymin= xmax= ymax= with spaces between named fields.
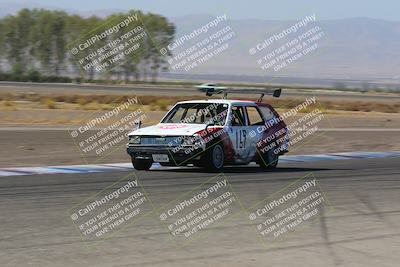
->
xmin=181 ymin=136 xmax=193 ymax=146
xmin=129 ymin=135 xmax=141 ymax=144
xmin=182 ymin=135 xmax=201 ymax=146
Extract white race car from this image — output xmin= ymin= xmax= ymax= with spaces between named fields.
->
xmin=127 ymin=86 xmax=289 ymax=171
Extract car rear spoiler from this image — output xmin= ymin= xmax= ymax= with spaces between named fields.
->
xmin=196 ymin=84 xmax=282 ymax=102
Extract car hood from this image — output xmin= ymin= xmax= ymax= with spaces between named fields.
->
xmin=128 ymin=123 xmax=207 ymax=136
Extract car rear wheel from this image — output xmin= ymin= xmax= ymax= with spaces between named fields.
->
xmin=132 ymin=158 xmax=152 ymax=170
xmin=259 ymin=148 xmax=279 ymax=169
xmin=204 ymin=143 xmax=224 ymax=172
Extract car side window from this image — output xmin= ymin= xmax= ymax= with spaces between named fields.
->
xmin=246 ymin=106 xmax=265 ymax=126
xmin=231 ymin=106 xmax=246 ymax=126
xmin=258 ymin=106 xmax=275 ymax=121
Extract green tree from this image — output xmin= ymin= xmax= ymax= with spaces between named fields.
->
xmin=1 ymin=9 xmax=35 ymax=74
xmin=31 ymin=10 xmax=69 ymax=75
xmin=0 ymin=9 xmax=175 ymax=82
xmin=143 ymin=13 xmax=175 ymax=82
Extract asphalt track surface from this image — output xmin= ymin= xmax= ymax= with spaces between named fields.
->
xmin=1 ymin=157 xmax=399 ymax=266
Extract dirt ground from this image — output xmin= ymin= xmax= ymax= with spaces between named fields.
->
xmin=1 ymin=108 xmax=399 ymax=128
xmin=0 ymin=111 xmax=399 ymax=168
xmin=0 ymin=83 xmax=399 ymax=168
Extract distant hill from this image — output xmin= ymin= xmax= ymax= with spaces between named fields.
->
xmin=0 ymin=5 xmax=399 ymax=85
xmin=169 ymin=15 xmax=400 ymax=82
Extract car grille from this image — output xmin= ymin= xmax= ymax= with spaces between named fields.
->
xmin=140 ymin=136 xmax=182 ymax=146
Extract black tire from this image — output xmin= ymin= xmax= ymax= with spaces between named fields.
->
xmin=193 ymin=161 xmax=204 ymax=167
xmin=259 ymin=148 xmax=279 ymax=169
xmin=159 ymin=162 xmax=176 ymax=167
xmin=132 ymin=158 xmax=152 ymax=170
xmin=203 ymin=143 xmax=224 ymax=172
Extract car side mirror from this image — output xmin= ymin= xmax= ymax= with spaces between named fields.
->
xmin=205 ymin=122 xmax=215 ymax=132
xmin=134 ymin=119 xmax=142 ymax=130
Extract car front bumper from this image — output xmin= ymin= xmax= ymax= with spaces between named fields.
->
xmin=126 ymin=145 xmax=204 ymax=165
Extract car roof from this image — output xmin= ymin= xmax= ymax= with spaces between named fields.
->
xmin=176 ymin=99 xmax=257 ymax=105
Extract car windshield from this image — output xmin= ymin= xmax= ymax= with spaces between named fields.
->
xmin=162 ymin=103 xmax=228 ymax=125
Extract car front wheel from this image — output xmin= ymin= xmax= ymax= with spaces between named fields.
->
xmin=132 ymin=158 xmax=152 ymax=170
xmin=204 ymin=143 xmax=224 ymax=172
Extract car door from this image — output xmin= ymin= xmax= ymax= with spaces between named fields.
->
xmin=227 ymin=105 xmax=250 ymax=163
xmin=244 ymin=104 xmax=266 ymax=160
xmin=258 ymin=104 xmax=289 ymax=154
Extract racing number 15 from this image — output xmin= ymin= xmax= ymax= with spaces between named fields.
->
xmin=236 ymin=129 xmax=246 ymax=149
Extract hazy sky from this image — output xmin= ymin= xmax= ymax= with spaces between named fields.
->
xmin=2 ymin=0 xmax=400 ymax=21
